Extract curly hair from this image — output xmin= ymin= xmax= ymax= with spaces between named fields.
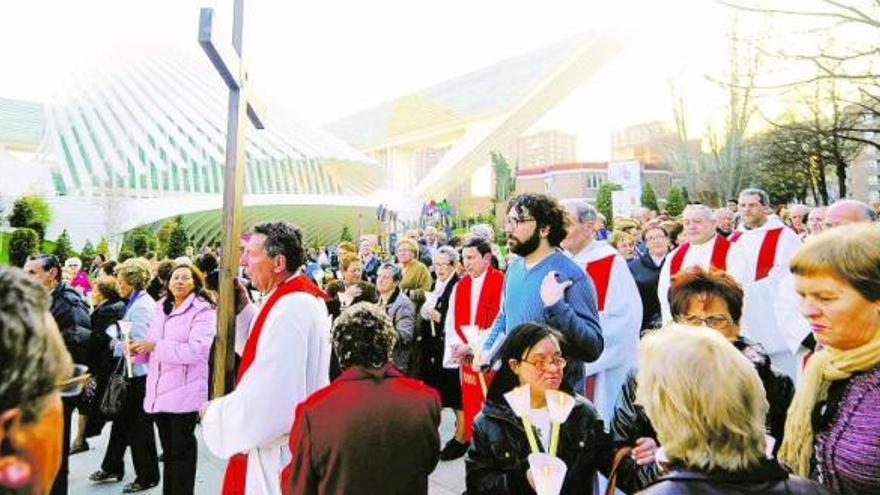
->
xmin=332 ymin=303 xmax=397 ymax=370
xmin=507 ymin=194 xmax=569 ymax=247
xmin=0 ymin=267 xmax=73 ymax=423
xmin=94 ymin=276 xmax=121 ymax=301
xmin=114 ymin=257 xmax=153 ymax=291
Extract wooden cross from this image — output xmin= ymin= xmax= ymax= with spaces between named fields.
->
xmin=199 ymin=0 xmax=265 ymax=398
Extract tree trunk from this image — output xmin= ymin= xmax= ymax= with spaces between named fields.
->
xmin=816 ymin=159 xmax=830 ymax=205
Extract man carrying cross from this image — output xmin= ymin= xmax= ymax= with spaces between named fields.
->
xmin=200 ymin=222 xmax=331 ymax=495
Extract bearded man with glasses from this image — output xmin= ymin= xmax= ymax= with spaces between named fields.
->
xmin=482 ymin=194 xmax=603 ymax=397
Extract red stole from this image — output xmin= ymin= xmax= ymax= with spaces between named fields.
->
xmin=669 ymin=236 xmax=731 ymax=277
xmin=582 ymin=254 xmax=614 ymax=399
xmin=755 ymin=228 xmax=783 ymax=281
xmin=222 ymin=275 xmax=329 ymax=495
xmin=453 ymin=267 xmax=504 ymax=441
xmin=585 ymin=255 xmax=614 ymax=312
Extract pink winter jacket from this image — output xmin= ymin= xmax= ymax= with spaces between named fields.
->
xmin=136 ymin=292 xmax=217 ymax=414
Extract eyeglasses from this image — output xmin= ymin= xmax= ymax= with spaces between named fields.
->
xmin=520 ymin=355 xmax=566 ymax=371
xmin=56 ymin=364 xmax=91 ymax=398
xmin=506 ymin=216 xmax=536 ymax=227
xmin=677 ymin=314 xmax=732 ymax=330
xmin=434 ymin=262 xmax=452 ymax=268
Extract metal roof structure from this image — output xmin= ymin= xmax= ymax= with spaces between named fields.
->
xmin=0 ymin=51 xmax=386 ymax=247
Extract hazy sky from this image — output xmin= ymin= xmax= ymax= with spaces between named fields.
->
xmin=2 ymin=0 xmax=742 ymax=159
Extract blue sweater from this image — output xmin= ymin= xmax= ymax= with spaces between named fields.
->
xmin=484 ymin=250 xmax=603 ymax=392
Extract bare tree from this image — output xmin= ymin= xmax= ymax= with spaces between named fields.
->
xmin=720 ymin=0 xmax=880 ymax=152
xmin=705 ymin=28 xmax=762 ymax=203
xmin=94 ymin=180 xmax=129 ymax=257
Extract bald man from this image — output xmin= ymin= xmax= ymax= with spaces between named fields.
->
xmin=825 ymin=199 xmax=877 ymax=228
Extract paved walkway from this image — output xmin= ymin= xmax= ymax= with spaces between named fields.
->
xmin=68 ymin=409 xmax=466 ymax=494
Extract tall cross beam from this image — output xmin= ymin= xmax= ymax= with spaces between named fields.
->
xmin=198 ymin=0 xmax=265 ymax=398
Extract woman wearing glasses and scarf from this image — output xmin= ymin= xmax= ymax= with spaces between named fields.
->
xmin=0 ymin=267 xmax=77 ymax=495
xmin=465 ymin=322 xmax=613 ymax=494
xmin=610 ymin=266 xmax=794 ymax=493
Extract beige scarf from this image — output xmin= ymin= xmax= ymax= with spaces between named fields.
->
xmin=778 ymin=332 xmax=880 ymax=476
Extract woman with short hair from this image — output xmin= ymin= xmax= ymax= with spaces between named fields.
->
xmin=0 ymin=267 xmax=75 ymax=495
xmin=635 ymin=325 xmax=827 ymax=494
xmin=281 ymin=303 xmax=441 ymax=494
xmin=71 ymin=276 xmax=128 ymax=454
xmin=779 ymin=223 xmax=880 ymax=494
xmin=89 ymin=258 xmax=160 ymax=493
xmin=611 ymin=266 xmax=794 ymax=493
xmin=609 ymin=230 xmax=637 ymax=261
xmin=416 ymin=246 xmax=461 ymax=417
xmin=377 ymin=262 xmax=416 ymax=375
xmin=627 ymin=224 xmax=669 ymax=331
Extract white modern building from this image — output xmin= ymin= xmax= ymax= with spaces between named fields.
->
xmin=0 ymin=52 xmax=385 ymax=249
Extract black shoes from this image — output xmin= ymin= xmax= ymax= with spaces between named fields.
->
xmin=123 ymin=480 xmax=160 ymax=493
xmin=70 ymin=441 xmax=90 ymax=455
xmin=439 ymin=438 xmax=470 ymax=461
xmin=89 ymin=470 xmax=123 ymax=483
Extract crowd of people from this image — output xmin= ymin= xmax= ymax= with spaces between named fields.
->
xmin=1 ymin=189 xmax=879 ymax=495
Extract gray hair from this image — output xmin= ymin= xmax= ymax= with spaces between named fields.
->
xmin=470 ymin=223 xmax=494 ymax=242
xmin=0 ymin=267 xmax=73 ymax=422
xmin=114 ymin=257 xmax=153 ymax=290
xmin=378 ymin=262 xmax=402 ymax=283
xmin=435 ymin=245 xmax=460 ymax=263
xmin=562 ymin=199 xmax=598 ymax=224
xmin=683 ymin=204 xmax=715 ymax=221
xmin=739 ymin=188 xmax=770 ymax=207
xmin=253 ymin=221 xmax=305 ymax=275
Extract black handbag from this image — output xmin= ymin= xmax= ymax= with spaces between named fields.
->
xmin=100 ymin=358 xmax=128 ymax=418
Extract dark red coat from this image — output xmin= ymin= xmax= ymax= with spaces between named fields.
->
xmin=281 ymin=365 xmax=441 ymax=495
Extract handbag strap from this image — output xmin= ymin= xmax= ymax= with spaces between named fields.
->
xmin=605 ymin=446 xmax=633 ymax=495
xmin=112 ymin=354 xmax=125 ymax=375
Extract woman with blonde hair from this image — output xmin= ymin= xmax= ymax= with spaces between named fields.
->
xmin=635 ymin=325 xmax=827 ymax=494
xmin=779 ymin=223 xmax=880 ymax=494
xmin=89 ymin=258 xmax=160 ymax=492
xmin=608 ymin=230 xmax=637 ymax=261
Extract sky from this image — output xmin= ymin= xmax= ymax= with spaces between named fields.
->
xmin=1 ymin=0 xmax=748 ymax=160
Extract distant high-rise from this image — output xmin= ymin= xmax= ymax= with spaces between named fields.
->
xmin=502 ymin=130 xmax=577 ymax=170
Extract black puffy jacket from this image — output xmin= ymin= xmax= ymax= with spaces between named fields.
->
xmin=89 ymin=297 xmax=126 ymax=375
xmin=466 ymin=395 xmax=613 ymax=495
xmin=50 ymin=282 xmax=93 ymax=365
xmin=610 ymin=336 xmax=795 ymax=494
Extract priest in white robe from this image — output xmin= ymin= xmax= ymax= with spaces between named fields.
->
xmin=200 ymin=222 xmax=331 ymax=495
xmin=727 ymin=189 xmax=811 ymax=380
xmin=658 ymin=205 xmax=733 ymax=324
xmin=561 ymin=200 xmax=641 ymax=425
